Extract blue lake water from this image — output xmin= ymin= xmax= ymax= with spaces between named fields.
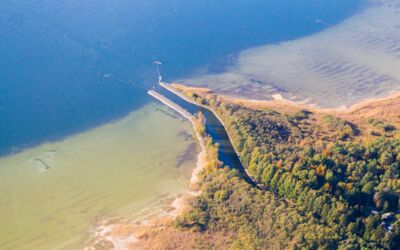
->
xmin=0 ymin=0 xmax=364 ymax=156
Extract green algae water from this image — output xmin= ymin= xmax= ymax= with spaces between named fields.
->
xmin=0 ymin=104 xmax=197 ymax=249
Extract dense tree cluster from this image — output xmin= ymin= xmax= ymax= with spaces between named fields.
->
xmin=176 ymin=95 xmax=400 ymax=249
xmin=177 ymin=167 xmax=343 ymax=249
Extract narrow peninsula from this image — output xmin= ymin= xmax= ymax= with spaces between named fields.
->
xmin=135 ymin=84 xmax=400 ymax=250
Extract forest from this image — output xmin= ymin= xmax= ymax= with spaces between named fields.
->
xmin=172 ymin=91 xmax=400 ymax=249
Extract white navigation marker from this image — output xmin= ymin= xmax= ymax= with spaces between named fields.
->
xmin=154 ymin=61 xmax=163 ymax=83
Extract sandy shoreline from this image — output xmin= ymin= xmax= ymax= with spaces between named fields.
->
xmin=85 ymin=84 xmax=399 ymax=249
xmin=174 ymin=81 xmax=400 ymax=114
xmin=86 ymin=151 xmax=206 ymax=250
xmin=179 ymin=0 xmax=400 ymax=108
xmin=86 ymin=95 xmax=207 ymax=250
xmin=0 ymin=103 xmax=199 ymax=250
xmin=222 ymin=89 xmax=400 ymax=132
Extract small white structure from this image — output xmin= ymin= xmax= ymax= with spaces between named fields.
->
xmin=154 ymin=61 xmax=163 ymax=83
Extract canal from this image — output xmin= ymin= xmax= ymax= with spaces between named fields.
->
xmin=155 ymin=84 xmax=258 ymax=187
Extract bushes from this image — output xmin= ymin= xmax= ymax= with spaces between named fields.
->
xmin=175 ymin=95 xmax=400 ymax=249
xmin=207 ymin=100 xmax=400 ymax=248
xmin=176 ymin=167 xmax=338 ymax=249
xmin=367 ymin=118 xmax=396 ymax=132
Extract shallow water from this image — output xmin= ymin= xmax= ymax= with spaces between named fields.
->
xmin=0 ymin=0 xmax=362 ymax=155
xmin=182 ymin=0 xmax=400 ymax=108
xmin=0 ymin=1 xmax=365 ymax=248
xmin=0 ymin=104 xmax=197 ymax=250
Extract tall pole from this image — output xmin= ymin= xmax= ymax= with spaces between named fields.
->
xmin=154 ymin=61 xmax=162 ymax=83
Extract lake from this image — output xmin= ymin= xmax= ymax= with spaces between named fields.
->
xmin=0 ymin=0 xmax=364 ymax=249
xmin=0 ymin=0 xmax=363 ymax=155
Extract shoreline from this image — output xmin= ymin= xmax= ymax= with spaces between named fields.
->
xmin=0 ymin=103 xmax=199 ymax=250
xmin=171 ymin=82 xmax=400 ymax=114
xmin=86 ymin=149 xmax=206 ymax=250
xmin=178 ymin=0 xmax=400 ymax=109
xmin=160 ymin=82 xmax=261 ymax=187
xmin=86 ymin=83 xmax=399 ymax=249
xmin=86 ymin=91 xmax=207 ymax=250
xmin=221 ymin=89 xmax=400 ymax=132
xmin=228 ymin=90 xmax=400 ymax=114
xmin=148 ymin=89 xmax=207 ymax=189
